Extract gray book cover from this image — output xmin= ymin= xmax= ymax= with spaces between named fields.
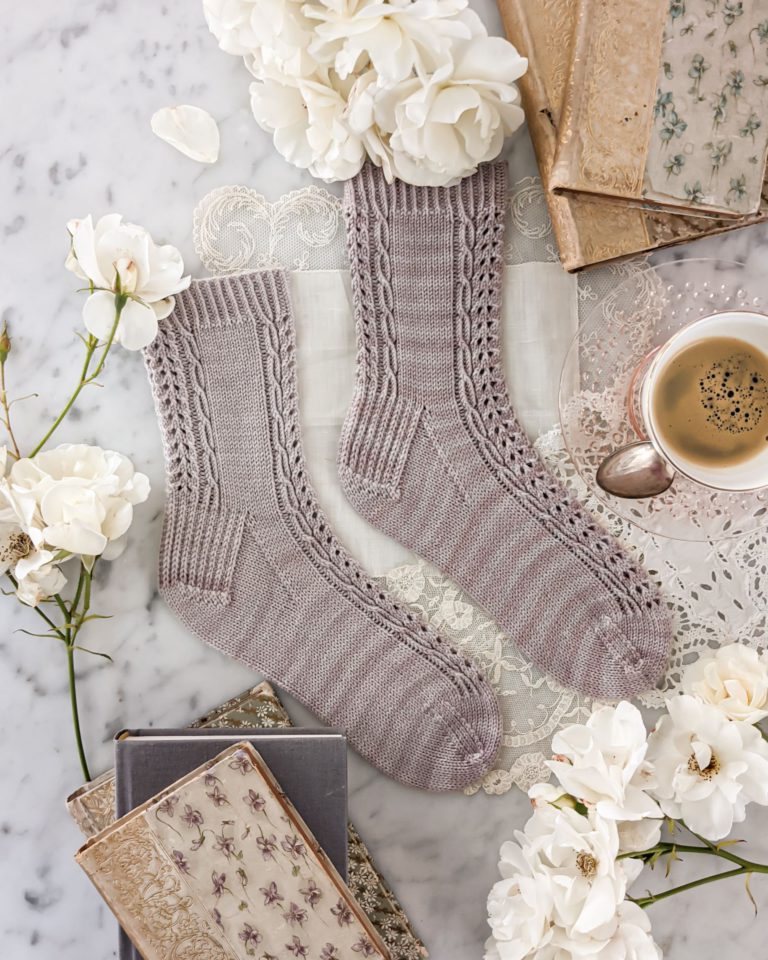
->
xmin=115 ymin=727 xmax=347 ymax=960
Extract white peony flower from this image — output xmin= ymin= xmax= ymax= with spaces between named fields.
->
xmin=347 ymin=33 xmax=526 ymax=186
xmin=683 ymin=643 xmax=768 ymax=725
xmin=250 ymin=74 xmax=365 ymax=180
xmin=547 ymin=702 xmax=662 ymax=823
xmin=65 ymin=214 xmax=190 ymax=351
xmin=204 ymin=0 xmax=318 ymax=76
xmin=647 ymin=694 xmax=768 ymax=840
xmin=203 ymin=0 xmax=259 ymax=55
xmin=306 ymin=0 xmax=479 ymax=85
xmin=0 ymin=444 xmax=150 ymax=561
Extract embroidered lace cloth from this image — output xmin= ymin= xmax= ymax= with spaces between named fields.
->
xmin=192 ymin=176 xmax=768 ymax=796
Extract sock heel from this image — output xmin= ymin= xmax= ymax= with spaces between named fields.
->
xmin=338 ymin=389 xmax=422 ymax=500
xmin=160 ymin=493 xmax=246 ymax=605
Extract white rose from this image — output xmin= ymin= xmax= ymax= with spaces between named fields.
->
xmin=0 ymin=447 xmax=67 ymax=607
xmin=647 ymin=694 xmax=768 ymax=841
xmin=15 ymin=554 xmax=67 ymax=607
xmin=683 ymin=643 xmax=768 ymax=724
xmin=0 ymin=444 xmax=150 ymax=560
xmin=250 ymin=75 xmax=365 ymax=181
xmin=547 ymin=702 xmax=662 ymax=822
xmin=65 ymin=214 xmax=190 ymax=351
xmin=486 ymin=832 xmax=555 ymax=959
xmin=348 ymin=34 xmax=526 ymax=186
xmin=525 ymin=805 xmax=637 ymax=939
xmin=306 ymin=0 xmax=478 ymax=85
xmin=548 ymin=901 xmax=662 ymax=960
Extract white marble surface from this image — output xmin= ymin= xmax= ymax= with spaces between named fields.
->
xmin=2 ymin=3 xmax=768 ymax=959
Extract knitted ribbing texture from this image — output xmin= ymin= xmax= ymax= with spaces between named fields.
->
xmin=144 ymin=270 xmax=502 ymax=792
xmin=338 ymin=162 xmax=672 ymax=699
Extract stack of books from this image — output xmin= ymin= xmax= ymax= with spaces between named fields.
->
xmin=78 ymin=738 xmax=388 ymax=960
xmin=68 ymin=683 xmax=427 ymax=960
xmin=498 ymin=0 xmax=768 ymax=270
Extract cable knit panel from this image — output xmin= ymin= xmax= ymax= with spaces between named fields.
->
xmin=144 ymin=271 xmax=503 ymax=793
xmin=338 ymin=162 xmax=672 ymax=700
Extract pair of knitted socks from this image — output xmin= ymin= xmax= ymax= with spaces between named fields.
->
xmin=145 ymin=162 xmax=670 ymax=792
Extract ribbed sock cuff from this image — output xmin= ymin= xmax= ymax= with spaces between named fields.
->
xmin=344 ymin=161 xmax=508 ymax=217
xmin=171 ymin=270 xmax=291 ymax=332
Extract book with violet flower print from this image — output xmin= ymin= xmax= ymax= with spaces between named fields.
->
xmin=76 ymin=742 xmax=389 ymax=960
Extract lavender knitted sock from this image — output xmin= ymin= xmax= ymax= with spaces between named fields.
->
xmin=338 ymin=163 xmax=671 ymax=699
xmin=144 ymin=270 xmax=501 ymax=792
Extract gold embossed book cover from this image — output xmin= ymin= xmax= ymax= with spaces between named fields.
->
xmin=496 ymin=0 xmax=768 ymax=269
xmin=551 ymin=0 xmax=768 ymax=217
xmin=76 ymin=742 xmax=390 ymax=960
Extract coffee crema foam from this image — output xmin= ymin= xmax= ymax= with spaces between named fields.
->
xmin=651 ymin=336 xmax=768 ymax=469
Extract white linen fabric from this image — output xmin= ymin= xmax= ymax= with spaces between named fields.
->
xmin=193 ymin=174 xmax=768 ymax=795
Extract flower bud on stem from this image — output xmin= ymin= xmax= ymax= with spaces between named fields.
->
xmin=0 ymin=320 xmax=21 ymax=460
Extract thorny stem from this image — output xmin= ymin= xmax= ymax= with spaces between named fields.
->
xmin=622 ymin=837 xmax=768 ymax=908
xmin=632 ymin=867 xmax=758 ymax=908
xmin=29 ymin=296 xmax=125 ymax=457
xmin=8 ymin=564 xmax=98 ymax=782
xmin=67 ymin=643 xmax=91 ymax=782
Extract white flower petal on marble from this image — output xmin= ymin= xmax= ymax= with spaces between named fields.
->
xmin=150 ymin=105 xmax=221 ymax=164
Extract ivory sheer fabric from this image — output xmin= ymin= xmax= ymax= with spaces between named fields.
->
xmin=192 ymin=176 xmax=768 ymax=795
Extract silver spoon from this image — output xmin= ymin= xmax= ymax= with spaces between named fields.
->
xmin=596 ymin=440 xmax=676 ymax=499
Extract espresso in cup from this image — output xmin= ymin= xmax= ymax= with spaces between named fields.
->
xmin=642 ymin=310 xmax=768 ymax=491
xmin=651 ymin=336 xmax=768 ymax=469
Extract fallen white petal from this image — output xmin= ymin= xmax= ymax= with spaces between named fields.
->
xmin=150 ymin=105 xmax=220 ymax=163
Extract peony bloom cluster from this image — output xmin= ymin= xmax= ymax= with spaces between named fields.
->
xmin=203 ymin=0 xmax=527 ymax=185
xmin=485 ymin=649 xmax=768 ymax=960
xmin=0 ymin=444 xmax=149 ymax=606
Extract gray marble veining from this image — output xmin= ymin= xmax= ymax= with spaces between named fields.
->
xmin=1 ymin=2 xmax=767 ymax=958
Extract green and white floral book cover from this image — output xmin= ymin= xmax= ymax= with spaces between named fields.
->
xmin=551 ymin=0 xmax=768 ymax=217
xmin=76 ymin=742 xmax=389 ymax=960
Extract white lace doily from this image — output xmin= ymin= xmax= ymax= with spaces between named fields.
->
xmin=192 ymin=176 xmax=768 ymax=796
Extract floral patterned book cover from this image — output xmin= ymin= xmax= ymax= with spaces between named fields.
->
xmin=550 ymin=0 xmax=768 ymax=217
xmin=76 ymin=742 xmax=390 ymax=960
xmin=495 ymin=0 xmax=768 ymax=269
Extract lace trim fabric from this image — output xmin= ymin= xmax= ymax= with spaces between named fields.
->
xmin=192 ymin=177 xmax=764 ymax=796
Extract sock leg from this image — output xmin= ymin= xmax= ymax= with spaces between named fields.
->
xmin=144 ymin=271 xmax=502 ymax=791
xmin=339 ymin=163 xmax=671 ymax=699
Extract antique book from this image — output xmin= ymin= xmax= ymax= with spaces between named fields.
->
xmin=67 ymin=682 xmax=428 ymax=960
xmin=116 ymin=729 xmax=349 ymax=960
xmin=77 ymin=742 xmax=390 ymax=960
xmin=496 ymin=0 xmax=768 ymax=269
xmin=550 ymin=0 xmax=768 ymax=217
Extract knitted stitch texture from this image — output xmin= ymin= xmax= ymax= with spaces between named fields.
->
xmin=144 ymin=270 xmax=502 ymax=792
xmin=338 ymin=162 xmax=672 ymax=699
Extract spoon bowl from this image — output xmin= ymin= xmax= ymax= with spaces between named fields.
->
xmin=596 ymin=440 xmax=676 ymax=499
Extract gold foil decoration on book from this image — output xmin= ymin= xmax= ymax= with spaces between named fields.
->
xmin=66 ymin=682 xmax=428 ymax=960
xmin=77 ymin=742 xmax=390 ymax=960
xmin=552 ymin=0 xmax=768 ymax=217
xmin=496 ymin=0 xmax=768 ymax=269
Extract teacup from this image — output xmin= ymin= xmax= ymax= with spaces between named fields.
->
xmin=638 ymin=310 xmax=768 ymax=491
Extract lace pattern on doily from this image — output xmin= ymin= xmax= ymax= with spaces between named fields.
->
xmin=192 ymin=177 xmax=765 ymax=796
